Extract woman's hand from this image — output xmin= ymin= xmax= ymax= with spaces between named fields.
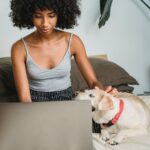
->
xmin=104 ymin=85 xmax=118 ymax=97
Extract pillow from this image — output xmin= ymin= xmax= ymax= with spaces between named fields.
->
xmin=71 ymin=57 xmax=139 ymax=92
xmin=113 ymin=84 xmax=134 ymax=93
xmin=0 ymin=57 xmax=17 ymax=94
xmin=0 ymin=80 xmax=6 ymax=96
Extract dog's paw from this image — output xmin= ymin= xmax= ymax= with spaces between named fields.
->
xmin=107 ymin=139 xmax=119 ymax=145
xmin=107 ymin=137 xmax=122 ymax=145
xmin=100 ymin=130 xmax=110 ymax=142
xmin=101 ymin=135 xmax=110 ymax=142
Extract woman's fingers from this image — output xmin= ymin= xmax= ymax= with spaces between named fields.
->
xmin=105 ymin=86 xmax=118 ymax=97
xmin=104 ymin=85 xmax=112 ymax=92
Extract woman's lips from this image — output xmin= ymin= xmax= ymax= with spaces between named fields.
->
xmin=40 ymin=28 xmax=50 ymax=33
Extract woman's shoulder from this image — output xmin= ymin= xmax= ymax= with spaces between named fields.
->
xmin=11 ymin=31 xmax=34 ymax=50
xmin=11 ymin=37 xmax=27 ymax=58
xmin=68 ymin=33 xmax=85 ymax=56
xmin=11 ymin=39 xmax=24 ymax=51
xmin=69 ymin=33 xmax=83 ymax=49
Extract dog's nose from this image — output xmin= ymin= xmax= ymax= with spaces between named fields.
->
xmin=74 ymin=91 xmax=79 ymax=96
xmin=92 ymin=107 xmax=95 ymax=111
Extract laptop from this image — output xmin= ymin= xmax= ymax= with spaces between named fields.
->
xmin=0 ymin=100 xmax=93 ymax=150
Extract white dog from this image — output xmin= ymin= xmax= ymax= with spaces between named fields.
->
xmin=75 ymin=87 xmax=150 ymax=145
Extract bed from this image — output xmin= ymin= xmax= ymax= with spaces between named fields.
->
xmin=1 ymin=56 xmax=149 ymax=150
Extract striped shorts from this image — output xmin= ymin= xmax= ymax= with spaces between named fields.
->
xmin=30 ymin=87 xmax=101 ymax=133
xmin=30 ymin=87 xmax=73 ymax=102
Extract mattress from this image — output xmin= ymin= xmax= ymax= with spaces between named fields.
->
xmin=92 ymin=95 xmax=150 ymax=150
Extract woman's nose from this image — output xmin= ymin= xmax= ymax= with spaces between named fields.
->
xmin=42 ymin=17 xmax=49 ymax=27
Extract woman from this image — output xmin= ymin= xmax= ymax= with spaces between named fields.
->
xmin=10 ymin=0 xmax=117 ymax=132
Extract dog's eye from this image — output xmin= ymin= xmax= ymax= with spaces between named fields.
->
xmin=89 ymin=94 xmax=94 ymax=98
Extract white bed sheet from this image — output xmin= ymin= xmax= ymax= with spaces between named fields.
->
xmin=92 ymin=95 xmax=150 ymax=150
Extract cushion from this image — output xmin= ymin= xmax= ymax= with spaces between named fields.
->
xmin=0 ymin=57 xmax=17 ymax=94
xmin=71 ymin=57 xmax=138 ymax=92
xmin=0 ymin=80 xmax=6 ymax=96
xmin=113 ymin=84 xmax=134 ymax=93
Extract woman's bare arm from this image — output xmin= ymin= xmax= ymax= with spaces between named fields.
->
xmin=11 ymin=40 xmax=32 ymax=102
xmin=71 ymin=35 xmax=104 ymax=89
xmin=71 ymin=34 xmax=118 ymax=95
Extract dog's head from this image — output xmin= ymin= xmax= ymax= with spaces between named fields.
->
xmin=75 ymin=87 xmax=114 ymax=111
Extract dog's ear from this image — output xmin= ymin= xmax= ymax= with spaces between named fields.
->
xmin=98 ymin=95 xmax=114 ymax=110
xmin=95 ymin=86 xmax=100 ymax=91
xmin=95 ymin=86 xmax=105 ymax=95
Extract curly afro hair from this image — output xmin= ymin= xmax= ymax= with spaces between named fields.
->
xmin=9 ymin=0 xmax=81 ymax=29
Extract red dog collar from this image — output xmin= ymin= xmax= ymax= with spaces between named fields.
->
xmin=102 ymin=99 xmax=124 ymax=127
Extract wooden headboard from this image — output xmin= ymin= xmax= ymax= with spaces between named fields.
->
xmin=89 ymin=54 xmax=108 ymax=60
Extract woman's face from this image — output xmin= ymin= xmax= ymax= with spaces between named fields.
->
xmin=32 ymin=9 xmax=58 ymax=35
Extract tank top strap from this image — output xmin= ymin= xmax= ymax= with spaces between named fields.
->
xmin=22 ymin=38 xmax=29 ymax=56
xmin=68 ymin=33 xmax=73 ymax=51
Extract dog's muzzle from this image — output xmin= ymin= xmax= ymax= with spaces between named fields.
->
xmin=92 ymin=106 xmax=96 ymax=112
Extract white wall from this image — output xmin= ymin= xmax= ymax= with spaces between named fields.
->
xmin=1 ymin=0 xmax=150 ymax=94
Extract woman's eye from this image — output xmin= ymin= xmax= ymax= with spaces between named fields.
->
xmin=89 ymin=94 xmax=94 ymax=98
xmin=49 ymin=14 xmax=56 ymax=18
xmin=34 ymin=15 xmax=42 ymax=18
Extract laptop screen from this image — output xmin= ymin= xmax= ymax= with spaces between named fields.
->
xmin=0 ymin=101 xmax=93 ymax=150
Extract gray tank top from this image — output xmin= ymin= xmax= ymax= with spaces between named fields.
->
xmin=22 ymin=33 xmax=73 ymax=92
